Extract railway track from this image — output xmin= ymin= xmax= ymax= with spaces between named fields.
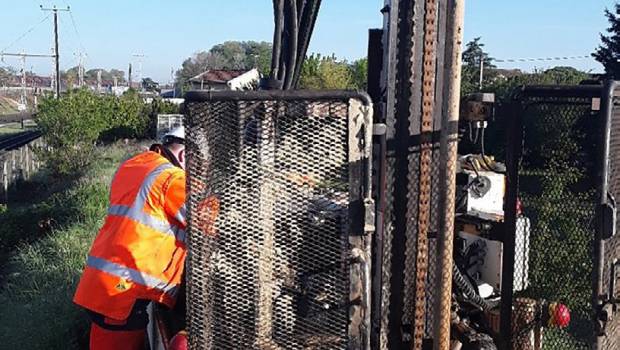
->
xmin=0 ymin=130 xmax=42 ymax=152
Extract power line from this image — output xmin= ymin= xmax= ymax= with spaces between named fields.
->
xmin=0 ymin=14 xmax=51 ymax=54
xmin=67 ymin=7 xmax=87 ymax=55
xmin=494 ymin=55 xmax=591 ymax=63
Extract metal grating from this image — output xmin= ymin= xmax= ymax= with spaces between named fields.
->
xmin=184 ymin=91 xmax=373 ymax=350
xmin=597 ymin=90 xmax=620 ymax=350
xmin=504 ymin=91 xmax=600 ymax=350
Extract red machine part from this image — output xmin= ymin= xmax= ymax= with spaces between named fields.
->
xmin=547 ymin=302 xmax=571 ymax=328
xmin=169 ymin=331 xmax=188 ymax=350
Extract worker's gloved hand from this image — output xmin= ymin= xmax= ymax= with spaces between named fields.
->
xmin=188 ymin=176 xmax=207 ymax=194
xmin=194 ymin=196 xmax=220 ymax=237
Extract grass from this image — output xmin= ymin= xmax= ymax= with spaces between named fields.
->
xmin=0 ymin=96 xmax=19 ymax=115
xmin=0 ymin=122 xmax=29 ymax=135
xmin=0 ymin=140 xmax=148 ymax=350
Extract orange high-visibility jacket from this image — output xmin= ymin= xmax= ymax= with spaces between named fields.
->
xmin=74 ymin=151 xmax=188 ymax=321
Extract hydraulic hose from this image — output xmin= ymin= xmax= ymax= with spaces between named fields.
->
xmin=452 ymin=263 xmax=495 ymax=311
xmin=270 ymin=0 xmax=284 ymax=80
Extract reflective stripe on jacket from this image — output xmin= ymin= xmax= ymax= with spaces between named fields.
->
xmin=74 ymin=151 xmax=187 ymax=321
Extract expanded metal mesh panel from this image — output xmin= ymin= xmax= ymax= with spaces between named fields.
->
xmin=598 ymin=94 xmax=620 ymax=350
xmin=508 ymin=95 xmax=598 ymax=350
xmin=184 ymin=92 xmax=372 ymax=350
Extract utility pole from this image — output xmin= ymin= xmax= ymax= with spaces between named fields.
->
xmin=41 ymin=5 xmax=70 ymax=98
xmin=132 ymin=53 xmax=146 ymax=90
xmin=0 ymin=52 xmax=55 ymax=106
xmin=20 ymin=52 xmax=26 ymax=110
xmin=170 ymin=67 xmax=175 ymax=98
xmin=74 ymin=52 xmax=86 ymax=87
xmin=128 ymin=63 xmax=132 ymax=88
xmin=479 ymin=53 xmax=484 ymax=90
xmin=97 ymin=69 xmax=102 ymax=93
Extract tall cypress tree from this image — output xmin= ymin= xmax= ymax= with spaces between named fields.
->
xmin=593 ymin=3 xmax=620 ymax=78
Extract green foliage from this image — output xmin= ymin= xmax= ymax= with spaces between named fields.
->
xmin=176 ymin=41 xmax=273 ymax=89
xmin=101 ymin=89 xmax=150 ymax=140
xmin=461 ymin=37 xmax=497 ymax=95
xmin=350 ymin=58 xmax=368 ymax=91
xmin=34 ymin=89 xmax=111 ymax=175
xmin=210 ymin=41 xmax=273 ymax=74
xmin=593 ymin=3 xmax=620 ymax=78
xmin=0 ymin=142 xmax=143 ymax=350
xmin=485 ymin=67 xmax=590 ymax=101
xmin=151 ymin=97 xmax=180 ymax=115
xmin=514 ymin=103 xmax=597 ymax=345
xmin=34 ymin=89 xmax=149 ymax=175
xmin=462 ymin=37 xmax=496 ymax=69
xmin=63 ymin=67 xmax=126 ymax=86
xmin=298 ymin=54 xmax=356 ymax=90
xmin=141 ymin=77 xmax=160 ymax=92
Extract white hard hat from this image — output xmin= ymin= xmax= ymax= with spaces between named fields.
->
xmin=162 ymin=125 xmax=185 ymax=144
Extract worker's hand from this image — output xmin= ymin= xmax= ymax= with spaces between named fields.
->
xmin=188 ymin=176 xmax=207 ymax=194
xmin=194 ymin=196 xmax=220 ymax=237
xmin=286 ymin=172 xmax=316 ymax=187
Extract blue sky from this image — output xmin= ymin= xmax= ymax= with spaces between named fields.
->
xmin=0 ymin=0 xmax=616 ymax=82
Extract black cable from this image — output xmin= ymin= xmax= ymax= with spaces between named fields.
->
xmin=283 ymin=0 xmax=299 ymax=89
xmin=270 ymin=0 xmax=284 ymax=80
xmin=1 ymin=14 xmax=51 ymax=54
xmin=453 ymin=263 xmax=496 ymax=311
xmin=291 ymin=0 xmax=322 ymax=88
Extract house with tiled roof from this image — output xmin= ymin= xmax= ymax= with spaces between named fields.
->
xmin=188 ymin=68 xmax=260 ymax=91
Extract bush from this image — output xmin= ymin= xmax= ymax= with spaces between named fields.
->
xmin=100 ymin=89 xmax=150 ymax=141
xmin=34 ymin=89 xmax=113 ymax=175
xmin=34 ymin=89 xmax=150 ymax=175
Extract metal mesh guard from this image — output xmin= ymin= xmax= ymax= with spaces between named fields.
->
xmin=185 ymin=91 xmax=373 ymax=350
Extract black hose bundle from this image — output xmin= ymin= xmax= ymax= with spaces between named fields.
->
xmin=268 ymin=0 xmax=322 ymax=90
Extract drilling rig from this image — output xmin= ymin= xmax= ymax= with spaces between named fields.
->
xmin=149 ymin=1 xmax=620 ymax=350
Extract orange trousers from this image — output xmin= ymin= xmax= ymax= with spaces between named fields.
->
xmin=89 ymin=322 xmax=146 ymax=350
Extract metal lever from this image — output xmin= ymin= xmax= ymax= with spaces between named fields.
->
xmin=600 ymin=193 xmax=617 ymax=240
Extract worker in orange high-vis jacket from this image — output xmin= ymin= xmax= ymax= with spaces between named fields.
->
xmin=73 ymin=126 xmax=216 ymax=350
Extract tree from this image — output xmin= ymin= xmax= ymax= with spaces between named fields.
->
xmin=486 ymin=66 xmax=589 ymax=101
xmin=141 ymin=77 xmax=160 ymax=92
xmin=298 ymin=54 xmax=355 ymax=89
xmin=0 ymin=68 xmax=10 ymax=86
xmin=350 ymin=58 xmax=368 ymax=90
xmin=175 ymin=41 xmax=272 ymax=89
xmin=461 ymin=37 xmax=496 ymax=94
xmin=109 ymin=69 xmax=126 ymax=82
xmin=594 ymin=4 xmax=620 ymax=78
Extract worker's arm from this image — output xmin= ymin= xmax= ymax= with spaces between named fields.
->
xmin=164 ymin=171 xmax=219 ymax=236
xmin=163 ymin=172 xmax=187 ymax=229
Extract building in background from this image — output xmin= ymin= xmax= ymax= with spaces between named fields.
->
xmin=188 ymin=68 xmax=260 ymax=91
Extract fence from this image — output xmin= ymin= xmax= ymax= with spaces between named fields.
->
xmin=500 ymin=85 xmax=607 ymax=350
xmin=0 ymin=137 xmax=43 ymax=204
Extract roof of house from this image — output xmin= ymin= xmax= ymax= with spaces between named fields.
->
xmin=189 ymin=69 xmax=249 ymax=84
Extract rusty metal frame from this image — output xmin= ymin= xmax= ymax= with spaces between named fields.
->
xmin=410 ymin=0 xmax=439 ymax=349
